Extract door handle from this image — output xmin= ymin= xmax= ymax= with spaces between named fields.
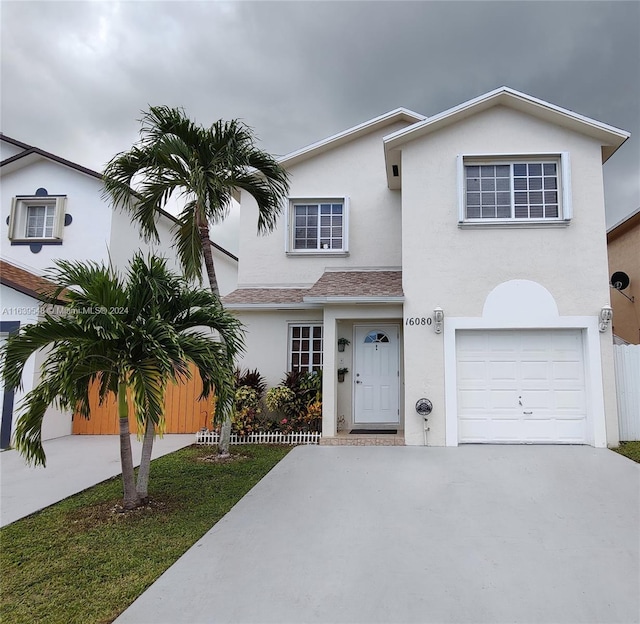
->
xmin=523 ymin=411 xmax=533 ymax=415
xmin=356 ymin=380 xmax=362 ymax=384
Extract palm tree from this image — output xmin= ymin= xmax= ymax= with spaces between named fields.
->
xmin=1 ymin=254 xmax=243 ymax=509
xmin=102 ymin=106 xmax=290 ymax=295
xmin=102 ymin=106 xmax=289 ymax=454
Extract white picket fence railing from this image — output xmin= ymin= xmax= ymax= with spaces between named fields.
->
xmin=613 ymin=344 xmax=640 ymax=441
xmin=195 ymin=430 xmax=321 ymax=446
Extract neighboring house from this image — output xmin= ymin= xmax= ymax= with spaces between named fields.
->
xmin=1 ymin=134 xmax=239 ymax=445
xmin=224 ymin=87 xmax=629 ymax=448
xmin=607 ymin=207 xmax=640 ymax=344
xmin=0 ymin=261 xmax=68 ymax=447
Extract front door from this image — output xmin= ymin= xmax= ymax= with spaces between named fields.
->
xmin=354 ymin=325 xmax=400 ymax=424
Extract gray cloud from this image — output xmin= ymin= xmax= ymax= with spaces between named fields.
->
xmin=2 ymin=0 xmax=638 ymax=245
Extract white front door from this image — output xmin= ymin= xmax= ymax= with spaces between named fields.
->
xmin=354 ymin=325 xmax=400 ymax=424
xmin=456 ymin=329 xmax=587 ymax=443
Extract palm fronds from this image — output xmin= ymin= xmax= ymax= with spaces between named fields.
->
xmin=102 ymin=106 xmax=290 ymax=285
xmin=0 ymin=254 xmax=244 ymax=469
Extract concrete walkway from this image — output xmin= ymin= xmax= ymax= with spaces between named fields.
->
xmin=0 ymin=434 xmax=194 ymax=526
xmin=116 ymin=445 xmax=640 ymax=624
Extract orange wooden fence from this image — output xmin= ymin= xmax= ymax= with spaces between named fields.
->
xmin=73 ymin=369 xmax=215 ymax=435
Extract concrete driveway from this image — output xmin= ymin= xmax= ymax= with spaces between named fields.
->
xmin=116 ymin=445 xmax=640 ymax=624
xmin=0 ymin=434 xmax=194 ymax=526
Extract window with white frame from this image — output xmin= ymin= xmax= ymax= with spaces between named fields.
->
xmin=287 ymin=198 xmax=348 ymax=253
xmin=289 ymin=324 xmax=323 ymax=372
xmin=459 ymin=155 xmax=571 ymax=224
xmin=8 ymin=196 xmax=67 ymax=242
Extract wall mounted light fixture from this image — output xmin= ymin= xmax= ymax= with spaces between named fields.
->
xmin=599 ymin=305 xmax=613 ymax=333
xmin=434 ymin=307 xmax=444 ymax=334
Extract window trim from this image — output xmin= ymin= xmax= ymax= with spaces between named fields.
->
xmin=8 ymin=195 xmax=67 ymax=242
xmin=285 ymin=196 xmax=349 ymax=255
xmin=288 ymin=322 xmax=323 ymax=372
xmin=457 ymin=153 xmax=571 ymax=227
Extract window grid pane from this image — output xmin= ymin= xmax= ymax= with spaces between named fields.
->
xmin=512 ymin=162 xmax=559 ymax=220
xmin=293 ymin=203 xmax=343 ymax=250
xmin=26 ymin=204 xmax=56 ymax=238
xmin=465 ymin=162 xmax=559 ymax=221
xmin=290 ymin=324 xmax=323 ymax=372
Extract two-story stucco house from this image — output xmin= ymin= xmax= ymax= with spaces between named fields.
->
xmin=224 ymin=87 xmax=629 ymax=448
xmin=0 ymin=134 xmax=239 ymax=446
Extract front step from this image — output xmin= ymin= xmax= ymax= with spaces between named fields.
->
xmin=319 ymin=434 xmax=405 ymax=446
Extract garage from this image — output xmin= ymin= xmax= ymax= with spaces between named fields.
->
xmin=456 ymin=329 xmax=587 ymax=444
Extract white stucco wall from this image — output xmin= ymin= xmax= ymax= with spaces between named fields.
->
xmin=2 ymin=158 xmax=237 ymax=294
xmin=399 ymin=105 xmax=618 ymax=445
xmin=210 ymin=246 xmax=239 ymax=297
xmin=237 ymin=122 xmax=409 ymax=288
xmin=108 ymin=208 xmax=181 ymax=274
xmin=1 ymin=159 xmax=113 ymax=270
xmin=233 ymin=309 xmax=324 ymax=389
xmin=109 ymin=209 xmax=238 ymax=295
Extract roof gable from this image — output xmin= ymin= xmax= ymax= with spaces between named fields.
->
xmin=1 ymin=134 xmax=103 ymax=180
xmin=382 ymin=87 xmax=630 ymax=189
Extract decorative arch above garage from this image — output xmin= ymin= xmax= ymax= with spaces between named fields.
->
xmin=443 ymin=279 xmax=608 ymax=448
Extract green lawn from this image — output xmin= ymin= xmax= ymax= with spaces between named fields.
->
xmin=612 ymin=441 xmax=640 ymax=463
xmin=0 ymin=444 xmax=291 ymax=624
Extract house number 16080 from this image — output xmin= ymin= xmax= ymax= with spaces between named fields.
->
xmin=405 ymin=317 xmax=432 ymax=326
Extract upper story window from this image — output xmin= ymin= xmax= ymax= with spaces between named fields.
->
xmin=8 ymin=194 xmax=67 ymax=243
xmin=458 ymin=154 xmax=571 ymax=227
xmin=286 ymin=198 xmax=349 ymax=255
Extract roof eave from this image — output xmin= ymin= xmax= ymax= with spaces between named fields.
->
xmin=279 ymin=108 xmax=425 ymax=169
xmin=607 ymin=206 xmax=640 ymax=241
xmin=302 ymin=296 xmax=404 ymax=304
xmin=222 ymin=302 xmax=321 ymax=310
xmin=0 ymin=278 xmax=66 ymax=305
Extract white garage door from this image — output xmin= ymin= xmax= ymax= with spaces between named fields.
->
xmin=456 ymin=329 xmax=587 ymax=443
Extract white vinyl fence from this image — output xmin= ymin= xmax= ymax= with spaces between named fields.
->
xmin=195 ymin=430 xmax=321 ymax=446
xmin=613 ymin=344 xmax=640 ymax=441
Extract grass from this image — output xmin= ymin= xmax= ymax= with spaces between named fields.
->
xmin=612 ymin=440 xmax=640 ymax=463
xmin=0 ymin=444 xmax=291 ymax=624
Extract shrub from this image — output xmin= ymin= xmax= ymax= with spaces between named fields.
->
xmin=266 ymin=371 xmax=323 ymax=432
xmin=234 ymin=368 xmax=267 ymax=398
xmin=265 ymin=386 xmax=296 ymax=415
xmin=230 ymin=371 xmax=268 ymax=436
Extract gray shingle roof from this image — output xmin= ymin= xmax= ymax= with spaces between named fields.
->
xmin=222 ymin=287 xmax=307 ymax=305
xmin=222 ymin=271 xmax=403 ymax=306
xmin=307 ymin=271 xmax=403 ymax=298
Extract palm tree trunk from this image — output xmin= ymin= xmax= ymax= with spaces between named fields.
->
xmin=200 ymin=222 xmax=231 ymax=457
xmin=136 ymin=418 xmax=155 ymax=503
xmin=200 ymin=224 xmax=220 ymax=296
xmin=118 ymin=381 xmax=140 ymax=510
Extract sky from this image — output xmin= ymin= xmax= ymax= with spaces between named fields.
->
xmin=1 ymin=0 xmax=639 ymax=253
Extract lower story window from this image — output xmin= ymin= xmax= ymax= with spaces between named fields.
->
xmin=289 ymin=324 xmax=323 ymax=372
